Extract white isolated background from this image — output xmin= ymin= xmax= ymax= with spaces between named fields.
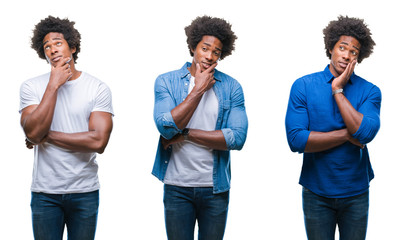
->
xmin=0 ymin=0 xmax=398 ymax=239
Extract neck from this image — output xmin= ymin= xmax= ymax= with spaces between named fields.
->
xmin=188 ymin=60 xmax=197 ymax=76
xmin=68 ymin=62 xmax=81 ymax=80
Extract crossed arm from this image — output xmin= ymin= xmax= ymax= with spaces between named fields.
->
xmin=305 ymin=60 xmax=363 ymax=152
xmin=154 ymin=63 xmax=247 ymax=151
xmin=286 ymin=61 xmax=379 ymax=153
xmin=157 ymin=63 xmax=227 ymax=150
xmin=21 ymin=59 xmax=113 ymax=153
xmin=22 ymin=103 xmax=113 ymax=154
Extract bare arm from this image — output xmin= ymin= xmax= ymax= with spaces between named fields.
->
xmin=20 ymin=57 xmax=72 ymax=144
xmin=161 ymin=129 xmax=227 ymax=151
xmin=46 ymin=111 xmax=113 ymax=154
xmin=332 ymin=60 xmax=363 ymax=134
xmin=304 ymin=128 xmax=363 ymax=153
xmin=171 ymin=63 xmax=217 ymax=129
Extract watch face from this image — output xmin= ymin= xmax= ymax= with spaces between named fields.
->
xmin=182 ymin=128 xmax=189 ymax=136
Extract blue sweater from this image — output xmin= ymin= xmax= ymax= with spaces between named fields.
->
xmin=285 ymin=65 xmax=381 ymax=198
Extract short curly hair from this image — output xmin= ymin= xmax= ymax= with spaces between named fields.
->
xmin=323 ymin=16 xmax=375 ymax=63
xmin=185 ymin=16 xmax=237 ymax=60
xmin=31 ymin=16 xmax=81 ymax=62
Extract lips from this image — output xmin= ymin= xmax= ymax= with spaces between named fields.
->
xmin=202 ymin=62 xmax=212 ymax=69
xmin=338 ymin=62 xmax=348 ymax=69
xmin=51 ymin=56 xmax=62 ymax=62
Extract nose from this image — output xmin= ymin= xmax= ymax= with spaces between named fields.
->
xmin=205 ymin=51 xmax=213 ymax=61
xmin=50 ymin=46 xmax=58 ymax=55
xmin=342 ymin=51 xmax=351 ymax=60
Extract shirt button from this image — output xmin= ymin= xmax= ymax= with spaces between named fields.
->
xmin=185 ymin=83 xmax=188 ymax=86
xmin=165 ymin=161 xmax=168 ymax=164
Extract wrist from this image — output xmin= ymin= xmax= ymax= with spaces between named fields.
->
xmin=332 ymin=88 xmax=344 ymax=95
xmin=182 ymin=128 xmax=190 ymax=141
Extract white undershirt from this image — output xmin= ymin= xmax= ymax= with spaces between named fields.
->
xmin=164 ymin=76 xmax=219 ymax=187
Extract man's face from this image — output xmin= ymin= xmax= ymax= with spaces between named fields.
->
xmin=329 ymin=35 xmax=361 ymax=77
xmin=191 ymin=35 xmax=223 ymax=72
xmin=42 ymin=32 xmax=75 ymax=66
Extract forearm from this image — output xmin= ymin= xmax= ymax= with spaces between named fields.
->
xmin=162 ymin=128 xmax=227 ymax=151
xmin=47 ymin=130 xmax=110 ymax=154
xmin=333 ymin=92 xmax=363 ymax=134
xmin=171 ymin=88 xmax=204 ymax=130
xmin=304 ymin=129 xmax=349 ymax=153
xmin=187 ymin=129 xmax=227 ymax=151
xmin=22 ymin=86 xmax=59 ymax=143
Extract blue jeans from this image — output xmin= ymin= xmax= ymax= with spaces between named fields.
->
xmin=302 ymin=187 xmax=369 ymax=240
xmin=31 ymin=190 xmax=99 ymax=240
xmin=163 ymin=184 xmax=229 ymax=240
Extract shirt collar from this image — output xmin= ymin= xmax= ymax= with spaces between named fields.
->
xmin=179 ymin=62 xmax=221 ymax=82
xmin=324 ymin=64 xmax=355 ymax=84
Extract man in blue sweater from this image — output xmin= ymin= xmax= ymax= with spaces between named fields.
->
xmin=285 ymin=16 xmax=381 ymax=240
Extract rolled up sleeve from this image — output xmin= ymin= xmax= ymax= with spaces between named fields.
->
xmin=153 ymin=76 xmax=180 ymax=140
xmin=352 ymin=85 xmax=381 ymax=144
xmin=285 ymin=79 xmax=311 ymax=153
xmin=222 ymin=83 xmax=248 ymax=151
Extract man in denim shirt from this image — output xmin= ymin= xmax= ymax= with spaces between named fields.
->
xmin=285 ymin=16 xmax=381 ymax=240
xmin=152 ymin=16 xmax=248 ymax=239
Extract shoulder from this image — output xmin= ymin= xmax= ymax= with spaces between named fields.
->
xmin=20 ymin=72 xmax=51 ymax=94
xmin=295 ymin=70 xmax=325 ymax=84
xmin=214 ymin=69 xmax=242 ymax=89
xmin=352 ymin=74 xmax=377 ymax=87
xmin=155 ymin=63 xmax=191 ymax=90
xmin=21 ymin=72 xmax=51 ymax=86
xmin=157 ymin=64 xmax=190 ymax=81
xmin=80 ymin=72 xmax=111 ymax=89
xmin=215 ymin=69 xmax=236 ymax=82
xmin=290 ymin=70 xmax=325 ymax=92
xmin=352 ymin=74 xmax=381 ymax=95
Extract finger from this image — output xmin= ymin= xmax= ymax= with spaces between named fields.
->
xmin=163 ymin=143 xmax=170 ymax=150
xmin=204 ymin=62 xmax=218 ymax=73
xmin=195 ymin=63 xmax=201 ymax=75
xmin=346 ymin=60 xmax=356 ymax=78
xmin=60 ymin=57 xmax=72 ymax=68
xmin=211 ymin=79 xmax=216 ymax=85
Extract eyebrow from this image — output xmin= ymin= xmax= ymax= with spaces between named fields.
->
xmin=203 ymin=42 xmax=222 ymax=52
xmin=43 ymin=37 xmax=63 ymax=46
xmin=340 ymin=41 xmax=360 ymax=51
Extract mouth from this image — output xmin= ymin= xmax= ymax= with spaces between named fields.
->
xmin=51 ymin=56 xmax=62 ymax=62
xmin=201 ymin=62 xmax=212 ymax=69
xmin=338 ymin=62 xmax=348 ymax=69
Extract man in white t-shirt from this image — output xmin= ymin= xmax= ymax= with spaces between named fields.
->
xmin=19 ymin=16 xmax=113 ymax=240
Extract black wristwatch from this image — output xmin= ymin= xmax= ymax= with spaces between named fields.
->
xmin=182 ymin=128 xmax=190 ymax=140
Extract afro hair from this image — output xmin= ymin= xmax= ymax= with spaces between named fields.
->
xmin=31 ymin=16 xmax=81 ymax=63
xmin=185 ymin=16 xmax=237 ymax=60
xmin=323 ymin=16 xmax=375 ymax=63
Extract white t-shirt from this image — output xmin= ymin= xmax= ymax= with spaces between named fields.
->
xmin=164 ymin=76 xmax=218 ymax=187
xmin=19 ymin=72 xmax=113 ymax=194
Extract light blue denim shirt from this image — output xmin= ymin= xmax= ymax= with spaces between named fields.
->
xmin=152 ymin=62 xmax=248 ymax=194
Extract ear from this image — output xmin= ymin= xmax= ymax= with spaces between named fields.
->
xmin=71 ymin=46 xmax=76 ymax=54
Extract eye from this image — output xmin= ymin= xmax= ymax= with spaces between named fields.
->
xmin=202 ymin=47 xmax=207 ymax=52
xmin=213 ymin=51 xmax=221 ymax=56
xmin=56 ymin=42 xmax=62 ymax=46
xmin=339 ymin=46 xmax=344 ymax=50
xmin=351 ymin=50 xmax=358 ymax=56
